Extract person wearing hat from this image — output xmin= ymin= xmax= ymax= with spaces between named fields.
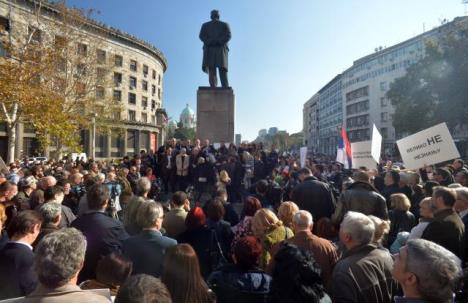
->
xmin=15 ymin=176 xmax=37 ymax=211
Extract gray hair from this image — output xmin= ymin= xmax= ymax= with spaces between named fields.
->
xmin=38 ymin=202 xmax=61 ymax=224
xmin=448 ymin=183 xmax=463 ymax=189
xmin=136 ymin=177 xmax=151 ymax=196
xmin=293 ymin=210 xmax=313 ymax=229
xmin=456 ymin=187 xmax=468 ymax=201
xmin=34 ymin=228 xmax=87 ymax=288
xmin=341 ymin=211 xmax=375 ymax=245
xmin=405 ymin=239 xmax=462 ymax=302
xmin=136 ymin=201 xmax=164 ymax=229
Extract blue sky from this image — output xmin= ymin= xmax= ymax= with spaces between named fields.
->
xmin=67 ymin=0 xmax=465 ymax=141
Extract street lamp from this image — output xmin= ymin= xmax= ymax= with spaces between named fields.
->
xmin=91 ymin=113 xmax=97 ymax=159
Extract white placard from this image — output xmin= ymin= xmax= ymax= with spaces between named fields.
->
xmin=213 ymin=143 xmax=221 ymax=150
xmin=300 ymin=146 xmax=308 ymax=168
xmin=371 ymin=124 xmax=382 ymax=163
xmin=351 ymin=141 xmax=377 ymax=169
xmin=396 ymin=123 xmax=460 ymax=170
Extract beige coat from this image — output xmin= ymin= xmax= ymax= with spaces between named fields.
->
xmin=176 ymin=154 xmax=190 ymax=177
xmin=20 ymin=284 xmax=110 ymax=303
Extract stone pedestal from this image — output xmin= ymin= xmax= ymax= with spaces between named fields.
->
xmin=196 ymin=87 xmax=235 ymax=143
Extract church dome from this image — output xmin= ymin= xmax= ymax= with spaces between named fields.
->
xmin=179 ymin=104 xmax=196 ymax=129
xmin=181 ymin=104 xmax=195 ymax=117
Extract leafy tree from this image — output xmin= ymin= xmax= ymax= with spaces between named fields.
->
xmin=173 ymin=126 xmax=195 ymax=141
xmin=0 ymin=1 xmax=121 ymax=162
xmin=387 ymin=21 xmax=468 ymax=138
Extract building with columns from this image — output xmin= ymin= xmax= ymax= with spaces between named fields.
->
xmin=0 ymin=0 xmax=168 ymax=160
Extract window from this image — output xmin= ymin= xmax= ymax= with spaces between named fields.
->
xmin=143 ymin=64 xmax=148 ymax=76
xmin=113 ymin=111 xmax=121 ymax=120
xmin=28 ymin=26 xmax=42 ymax=43
xmin=141 ymin=113 xmax=148 ymax=123
xmin=130 ymin=60 xmax=137 ymax=72
xmin=75 ymin=63 xmax=86 ymax=77
xmin=77 ymin=43 xmax=88 ymax=57
xmin=158 ymin=88 xmax=161 ymax=99
xmin=128 ymin=93 xmax=136 ymax=104
xmin=381 ymin=112 xmax=388 ymax=122
xmin=346 ymin=86 xmax=368 ymax=102
xmin=142 ymin=80 xmax=148 ymax=91
xmin=381 ymin=127 xmax=388 ymax=139
xmin=151 ymin=84 xmax=156 ymax=96
xmin=128 ymin=110 xmax=136 ymax=121
xmin=151 ymin=100 xmax=156 ymax=110
xmin=96 ymin=68 xmax=106 ymax=79
xmin=0 ymin=16 xmax=10 ymax=32
xmin=97 ymin=49 xmax=106 ymax=64
xmin=158 ymin=74 xmax=161 ymax=85
xmin=380 ymin=81 xmax=386 ymax=91
xmin=380 ymin=97 xmax=387 ymax=107
xmin=114 ymin=54 xmax=123 ymax=67
xmin=114 ymin=73 xmax=122 ymax=86
xmin=96 ymin=86 xmax=105 ymax=99
xmin=113 ymin=90 xmax=122 ymax=101
xmin=54 ymin=35 xmax=66 ymax=48
xmin=152 ymin=69 xmax=156 ymax=80
xmin=129 ymin=76 xmax=137 ymax=89
xmin=142 ymin=96 xmax=148 ymax=108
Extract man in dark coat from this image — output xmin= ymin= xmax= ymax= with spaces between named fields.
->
xmin=291 ymin=168 xmax=336 ymax=224
xmin=199 ymin=10 xmax=231 ymax=88
xmin=0 ymin=211 xmax=42 ymax=300
xmin=332 ymin=171 xmax=388 ymax=225
xmin=123 ymin=201 xmax=177 ymax=277
xmin=331 ymin=211 xmax=397 ymax=303
xmin=422 ymin=186 xmax=465 ymax=258
xmin=71 ymin=184 xmax=129 ymax=283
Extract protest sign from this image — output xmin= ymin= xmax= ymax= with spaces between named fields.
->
xmin=213 ymin=143 xmax=221 ymax=150
xmin=396 ymin=123 xmax=460 ymax=170
xmin=300 ymin=146 xmax=307 ymax=168
xmin=371 ymin=124 xmax=382 ymax=163
xmin=351 ymin=141 xmax=377 ymax=169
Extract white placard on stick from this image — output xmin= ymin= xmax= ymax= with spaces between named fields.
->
xmin=351 ymin=141 xmax=377 ymax=169
xmin=371 ymin=124 xmax=382 ymax=163
xmin=300 ymin=146 xmax=308 ymax=168
xmin=396 ymin=123 xmax=460 ymax=170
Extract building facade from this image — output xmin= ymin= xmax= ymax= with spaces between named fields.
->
xmin=317 ymin=75 xmax=342 ymax=156
xmin=303 ymin=16 xmax=468 ymax=157
xmin=0 ymin=0 xmax=168 ymax=160
xmin=303 ymin=93 xmax=319 ymax=152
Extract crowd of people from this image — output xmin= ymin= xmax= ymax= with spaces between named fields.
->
xmin=0 ymin=138 xmax=466 ymax=303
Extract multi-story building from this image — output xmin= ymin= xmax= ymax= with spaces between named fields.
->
xmin=304 ymin=16 xmax=468 ymax=157
xmin=235 ymin=134 xmax=241 ymax=146
xmin=317 ymin=74 xmax=342 ymax=155
xmin=0 ymin=0 xmax=168 ymax=159
xmin=303 ymin=93 xmax=319 ymax=152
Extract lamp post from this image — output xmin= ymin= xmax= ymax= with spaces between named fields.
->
xmin=91 ymin=113 xmax=97 ymax=159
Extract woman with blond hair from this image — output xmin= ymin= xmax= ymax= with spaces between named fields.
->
xmin=388 ymin=193 xmax=416 ymax=246
xmin=252 ymin=208 xmax=293 ymax=269
xmin=368 ymin=215 xmax=390 ymax=248
xmin=216 ymin=170 xmax=231 ymax=192
xmin=277 ymin=201 xmax=299 ymax=229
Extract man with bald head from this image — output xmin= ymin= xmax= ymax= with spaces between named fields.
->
xmin=269 ymin=210 xmax=339 ymax=289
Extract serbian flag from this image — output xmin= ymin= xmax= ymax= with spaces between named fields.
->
xmin=336 ymin=127 xmax=352 ymax=169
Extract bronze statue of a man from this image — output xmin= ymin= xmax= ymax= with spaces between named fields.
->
xmin=199 ymin=10 xmax=231 ymax=88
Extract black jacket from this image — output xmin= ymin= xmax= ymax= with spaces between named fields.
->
xmin=388 ymin=210 xmax=416 ymax=246
xmin=331 ymin=244 xmax=397 ymax=303
xmin=0 ymin=242 xmax=37 ymax=299
xmin=123 ymin=229 xmax=177 ymax=277
xmin=71 ymin=211 xmax=129 ymax=282
xmin=291 ymin=176 xmax=336 ymax=222
xmin=332 ymin=181 xmax=388 ymax=225
xmin=422 ymin=208 xmax=465 ymax=258
xmin=208 ymin=264 xmax=271 ymax=303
